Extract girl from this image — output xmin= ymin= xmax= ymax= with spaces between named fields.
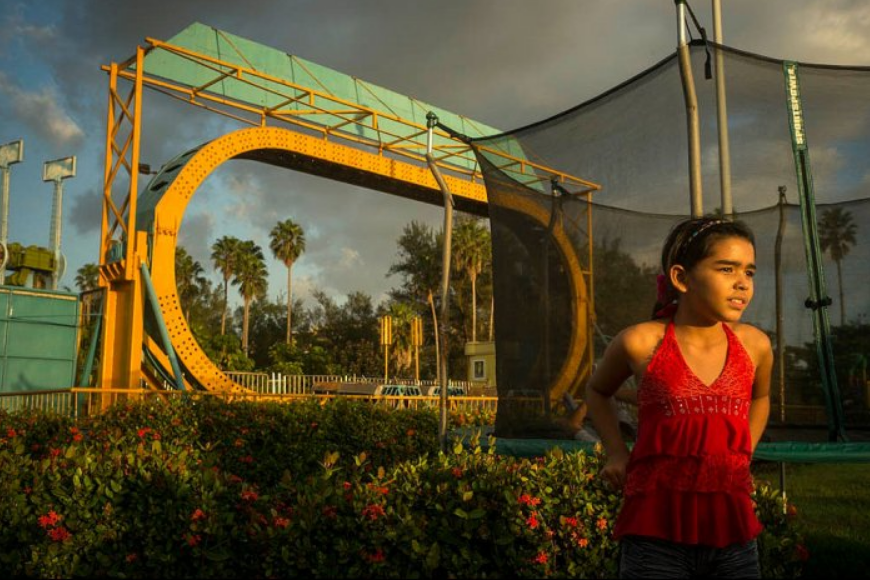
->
xmin=585 ymin=217 xmax=772 ymax=579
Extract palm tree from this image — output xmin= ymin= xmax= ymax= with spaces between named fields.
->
xmin=232 ymin=241 xmax=268 ymax=355
xmin=175 ymin=246 xmax=207 ymax=323
xmin=452 ymin=216 xmax=491 ymax=342
xmin=75 ymin=263 xmax=101 ymax=318
xmin=818 ymin=207 xmax=858 ymax=325
xmin=211 ymin=236 xmax=242 ymax=335
xmin=387 ymin=300 xmax=416 ymax=377
xmin=387 ymin=221 xmax=443 ymax=378
xmin=269 ymin=219 xmax=306 ymax=345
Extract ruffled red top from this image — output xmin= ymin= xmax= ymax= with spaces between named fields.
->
xmin=613 ymin=321 xmax=763 ymax=548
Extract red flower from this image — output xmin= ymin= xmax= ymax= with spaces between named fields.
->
xmin=72 ymin=433 xmax=83 ymax=442
xmin=240 ymin=490 xmax=259 ymax=502
xmin=362 ymin=504 xmax=386 ymax=520
xmin=578 ymin=537 xmax=589 ymax=548
xmin=137 ymin=427 xmax=151 ymax=438
xmin=48 ymin=526 xmax=72 ymax=542
xmin=49 ymin=448 xmax=62 ymax=458
xmin=795 ymin=543 xmax=809 ymax=561
xmin=343 ymin=481 xmax=352 ymax=490
xmin=367 ymin=484 xmax=389 ymax=495
xmin=126 ymin=553 xmax=138 ymax=563
xmin=406 ymin=429 xmax=416 ymax=437
xmin=239 ymin=455 xmax=254 ymax=464
xmin=191 ymin=508 xmax=206 ymax=522
xmin=273 ymin=516 xmax=290 ymax=528
xmin=533 ymin=551 xmax=548 ymax=565
xmin=787 ymin=503 xmax=798 ymax=518
xmin=364 ymin=548 xmax=386 ymax=563
xmin=518 ymin=493 xmax=541 ymax=506
xmin=38 ymin=511 xmax=62 ymax=528
xmin=597 ymin=517 xmax=608 ymax=531
xmin=322 ymin=505 xmax=337 ymax=519
xmin=7 ymin=428 xmax=17 ymax=438
xmin=234 ymin=438 xmax=244 ymax=448
xmin=186 ymin=533 xmax=201 ymax=547
xmin=526 ymin=512 xmax=539 ymax=529
xmin=452 ymin=467 xmax=463 ymax=479
xmin=564 ymin=516 xmax=578 ymax=528
xmin=310 ymin=422 xmax=319 ymax=430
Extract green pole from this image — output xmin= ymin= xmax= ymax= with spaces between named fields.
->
xmin=140 ymin=263 xmax=186 ymax=391
xmin=782 ymin=62 xmax=846 ymax=442
xmin=78 ymin=298 xmax=102 ymax=387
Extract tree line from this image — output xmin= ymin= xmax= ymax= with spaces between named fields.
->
xmin=75 ymin=215 xmax=493 ymax=381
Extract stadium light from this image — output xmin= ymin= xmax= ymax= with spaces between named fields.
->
xmin=0 ymin=139 xmax=24 ymax=285
xmin=43 ymin=156 xmax=76 ymax=290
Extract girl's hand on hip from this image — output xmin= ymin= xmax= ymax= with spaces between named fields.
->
xmin=600 ymin=454 xmax=628 ymax=491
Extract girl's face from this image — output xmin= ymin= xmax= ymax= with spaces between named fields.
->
xmin=671 ymin=236 xmax=756 ymax=323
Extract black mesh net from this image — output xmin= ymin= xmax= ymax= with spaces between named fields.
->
xmin=474 ymin=43 xmax=870 ymax=443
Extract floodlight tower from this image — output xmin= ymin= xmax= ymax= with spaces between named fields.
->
xmin=43 ymin=156 xmax=76 ymax=290
xmin=0 ymin=139 xmax=24 ymax=285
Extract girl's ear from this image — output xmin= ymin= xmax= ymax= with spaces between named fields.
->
xmin=670 ymin=265 xmax=688 ymax=294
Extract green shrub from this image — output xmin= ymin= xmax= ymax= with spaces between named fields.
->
xmin=0 ymin=401 xmax=804 ymax=578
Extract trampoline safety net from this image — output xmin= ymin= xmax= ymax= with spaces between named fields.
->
xmin=473 ymin=42 xmax=870 ymax=449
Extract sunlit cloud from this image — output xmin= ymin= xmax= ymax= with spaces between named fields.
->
xmin=0 ymin=72 xmax=83 ymax=146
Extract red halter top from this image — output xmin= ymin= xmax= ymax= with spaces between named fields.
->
xmin=613 ymin=321 xmax=763 ymax=548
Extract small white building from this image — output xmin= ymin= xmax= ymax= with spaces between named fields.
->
xmin=464 ymin=341 xmax=496 ymax=388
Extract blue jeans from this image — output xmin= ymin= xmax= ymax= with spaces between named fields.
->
xmin=619 ymin=535 xmax=760 ymax=579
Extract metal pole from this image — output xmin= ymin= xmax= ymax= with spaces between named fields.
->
xmin=675 ymin=0 xmax=704 ymax=217
xmin=49 ymin=179 xmax=64 ymax=290
xmin=426 ymin=111 xmax=454 ymax=453
xmin=0 ymin=166 xmax=9 ymax=285
xmin=712 ymin=0 xmax=733 ymax=218
xmin=676 ymin=0 xmax=687 ymax=46
xmin=775 ymin=186 xmax=787 ymax=423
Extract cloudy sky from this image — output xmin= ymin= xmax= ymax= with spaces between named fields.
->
xmin=2 ymin=0 xmax=870 ymax=308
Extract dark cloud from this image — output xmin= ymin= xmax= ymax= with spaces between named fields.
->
xmin=4 ymin=0 xmax=870 ymax=296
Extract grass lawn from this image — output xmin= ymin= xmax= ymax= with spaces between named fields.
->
xmin=754 ymin=462 xmax=870 ymax=578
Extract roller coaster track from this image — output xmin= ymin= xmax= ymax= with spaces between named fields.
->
xmin=95 ymin=23 xmax=599 ymax=399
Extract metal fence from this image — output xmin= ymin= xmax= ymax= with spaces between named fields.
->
xmin=0 ymin=386 xmax=498 ymax=418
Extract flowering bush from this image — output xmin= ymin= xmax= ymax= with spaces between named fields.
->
xmin=0 ymin=401 xmax=804 ymax=577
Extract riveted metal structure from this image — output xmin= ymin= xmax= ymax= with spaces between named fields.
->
xmin=96 ymin=23 xmax=599 ymax=395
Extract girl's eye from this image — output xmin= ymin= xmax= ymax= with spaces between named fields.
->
xmin=746 ymin=270 xmax=756 ymax=278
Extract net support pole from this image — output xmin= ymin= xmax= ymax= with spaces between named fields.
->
xmin=775 ymin=185 xmax=788 ymax=513
xmin=783 ymin=62 xmax=846 ymax=442
xmin=712 ymin=0 xmax=733 ymax=218
xmin=427 ymin=112 xmax=454 ymax=452
xmin=675 ymin=0 xmax=704 ymax=217
xmin=775 ymin=186 xmax=787 ymax=424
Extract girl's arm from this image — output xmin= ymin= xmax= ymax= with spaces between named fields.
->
xmin=585 ymin=330 xmax=635 ymax=489
xmin=748 ymin=330 xmax=773 ymax=452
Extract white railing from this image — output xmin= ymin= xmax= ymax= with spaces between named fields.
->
xmin=221 ymin=372 xmax=487 ymax=396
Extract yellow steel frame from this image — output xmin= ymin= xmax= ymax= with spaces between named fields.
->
xmin=97 ymin=35 xmax=600 ymax=397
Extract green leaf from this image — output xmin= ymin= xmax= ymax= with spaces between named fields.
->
xmin=462 ymin=491 xmax=474 ymax=502
xmin=467 ymin=508 xmax=486 ymax=520
xmin=425 ymin=542 xmax=441 ymax=570
xmin=203 ymin=549 xmax=232 ymax=562
xmin=453 ymin=507 xmax=468 ymax=519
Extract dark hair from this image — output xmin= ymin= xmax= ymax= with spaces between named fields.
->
xmin=652 ymin=217 xmax=755 ymax=317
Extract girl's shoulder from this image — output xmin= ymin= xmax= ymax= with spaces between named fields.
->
xmin=727 ymin=322 xmax=773 ymax=364
xmin=617 ymin=319 xmax=668 ymax=362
